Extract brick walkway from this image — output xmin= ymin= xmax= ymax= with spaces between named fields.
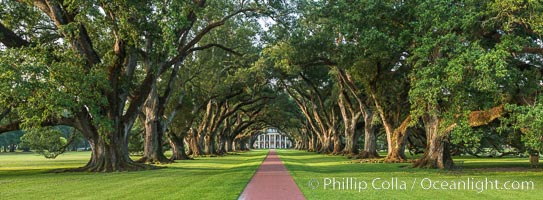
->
xmin=238 ymin=149 xmax=305 ymax=200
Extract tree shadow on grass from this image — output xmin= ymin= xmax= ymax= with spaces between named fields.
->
xmin=279 ymin=151 xmax=537 ymax=173
xmin=0 ymin=150 xmax=268 ymax=177
xmin=278 ymin=150 xmax=540 ymax=175
xmin=0 ymin=168 xmax=53 ymax=177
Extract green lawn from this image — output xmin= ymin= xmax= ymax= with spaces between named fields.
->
xmin=0 ymin=150 xmax=268 ymax=199
xmin=2 ymin=150 xmax=542 ymax=200
xmin=277 ymin=150 xmax=543 ymax=200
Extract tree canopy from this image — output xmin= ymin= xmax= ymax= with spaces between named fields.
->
xmin=1 ymin=0 xmax=543 ymax=171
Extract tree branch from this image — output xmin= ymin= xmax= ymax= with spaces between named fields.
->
xmin=164 ymin=7 xmax=256 ymax=68
xmin=187 ymin=43 xmax=242 ymax=56
xmin=299 ymin=72 xmax=331 ymax=122
xmin=296 ymin=57 xmax=337 ymax=68
xmin=522 ymin=47 xmax=543 ymax=55
xmin=23 ymin=0 xmax=101 ymax=68
xmin=0 ymin=108 xmax=11 ymax=122
xmin=0 ymin=117 xmax=75 ymax=134
xmin=0 ymin=22 xmax=30 ymax=48
xmin=122 ymin=71 xmax=156 ymax=124
xmin=158 ymin=63 xmax=181 ymax=114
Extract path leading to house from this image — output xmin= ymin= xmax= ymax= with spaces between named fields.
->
xmin=238 ymin=149 xmax=305 ymax=200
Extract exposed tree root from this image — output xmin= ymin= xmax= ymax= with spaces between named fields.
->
xmin=358 ymin=151 xmax=381 ymax=159
xmin=55 ymin=161 xmax=162 ymax=173
xmin=136 ymin=155 xmax=173 ymax=165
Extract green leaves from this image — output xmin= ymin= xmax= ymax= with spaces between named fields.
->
xmin=408 ymin=0 xmax=522 ymax=120
xmin=503 ymin=102 xmax=543 ymax=152
xmin=19 ymin=127 xmax=70 ymax=159
xmin=0 ymin=44 xmax=109 ymax=129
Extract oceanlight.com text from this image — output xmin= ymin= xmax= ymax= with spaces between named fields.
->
xmin=307 ymin=177 xmax=535 ymax=193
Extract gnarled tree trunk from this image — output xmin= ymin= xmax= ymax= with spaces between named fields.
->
xmin=138 ymin=119 xmax=170 ymax=164
xmin=384 ymin=116 xmax=411 ymax=162
xmin=529 ymin=152 xmax=539 ymax=168
xmin=342 ymin=123 xmax=359 ymax=156
xmin=204 ymin=134 xmax=216 ymax=156
xmin=226 ymin=137 xmax=234 ymax=152
xmin=336 ymin=69 xmax=367 ymax=156
xmin=309 ymin=132 xmax=318 ymax=152
xmin=168 ymin=132 xmax=190 ymax=160
xmin=187 ymin=128 xmax=202 ymax=157
xmin=300 ymin=134 xmax=308 ymax=150
xmin=332 ymin=131 xmax=343 ymax=155
xmin=413 ymin=115 xmax=453 ymax=169
xmin=85 ymin=138 xmax=141 ymax=172
xmin=216 ymin=134 xmax=227 ymax=155
xmin=359 ymin=118 xmax=380 ymax=158
xmin=318 ymin=134 xmax=332 ymax=154
xmin=138 ymin=85 xmax=171 ymax=164
xmin=412 ymin=105 xmax=505 ymax=169
xmin=235 ymin=138 xmax=249 ymax=151
xmin=369 ymin=88 xmax=410 ymax=162
xmin=69 ymin=110 xmax=152 ymax=172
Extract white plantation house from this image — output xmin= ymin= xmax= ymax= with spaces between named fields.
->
xmin=253 ymin=128 xmax=293 ymax=149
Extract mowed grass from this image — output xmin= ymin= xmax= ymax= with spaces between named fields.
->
xmin=277 ymin=150 xmax=543 ymax=200
xmin=0 ymin=150 xmax=268 ymax=199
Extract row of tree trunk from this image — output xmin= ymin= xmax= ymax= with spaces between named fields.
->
xmin=288 ymin=67 xmax=512 ymax=170
xmin=135 ymin=88 xmax=269 ymax=164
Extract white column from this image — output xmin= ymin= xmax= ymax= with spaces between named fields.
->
xmin=276 ymin=135 xmax=279 ymax=148
xmin=256 ymin=135 xmax=260 ymax=149
xmin=268 ymin=134 xmax=271 ymax=149
xmin=273 ymin=135 xmax=277 ymax=149
xmin=262 ymin=135 xmax=265 ymax=149
xmin=278 ymin=135 xmax=282 ymax=149
xmin=274 ymin=135 xmax=277 ymax=149
xmin=273 ymin=134 xmax=276 ymax=149
xmin=263 ymin=134 xmax=266 ymax=148
xmin=270 ymin=134 xmax=273 ymax=149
